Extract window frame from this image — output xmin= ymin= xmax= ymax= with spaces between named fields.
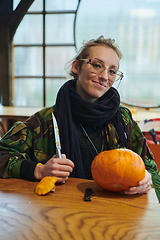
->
xmin=13 ymin=0 xmax=80 ymax=107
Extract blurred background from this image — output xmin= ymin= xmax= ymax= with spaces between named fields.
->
xmin=1 ymin=0 xmax=160 ymax=108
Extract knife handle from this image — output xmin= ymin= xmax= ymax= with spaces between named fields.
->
xmin=56 ymin=148 xmax=62 ymax=159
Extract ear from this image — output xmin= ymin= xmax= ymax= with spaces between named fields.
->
xmin=72 ymin=60 xmax=80 ymax=75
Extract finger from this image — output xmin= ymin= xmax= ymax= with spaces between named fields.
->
xmin=124 ymin=182 xmax=151 ymax=195
xmin=139 ymin=170 xmax=152 ymax=186
xmin=51 ymin=157 xmax=74 ymax=168
xmin=51 ymin=163 xmax=73 ymax=173
xmin=65 ymin=159 xmax=74 ymax=168
xmin=123 ymin=188 xmax=138 ymax=195
xmin=61 ymin=154 xmax=75 ymax=168
xmin=139 ymin=179 xmax=152 ymax=188
xmin=56 ymin=177 xmax=68 ymax=183
xmin=143 ymin=182 xmax=152 ymax=193
xmin=51 ymin=169 xmax=71 ymax=178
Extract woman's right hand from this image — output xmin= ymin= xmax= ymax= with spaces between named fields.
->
xmin=34 ymin=154 xmax=74 ymax=182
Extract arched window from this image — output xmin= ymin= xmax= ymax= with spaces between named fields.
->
xmin=13 ymin=0 xmax=160 ymax=107
xmin=75 ymin=0 xmax=160 ymax=107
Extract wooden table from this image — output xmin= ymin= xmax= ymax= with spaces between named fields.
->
xmin=121 ymin=104 xmax=160 ymax=122
xmin=131 ymin=108 xmax=160 ymax=122
xmin=0 ymin=106 xmax=42 ymax=135
xmin=0 ymin=178 xmax=159 ymax=240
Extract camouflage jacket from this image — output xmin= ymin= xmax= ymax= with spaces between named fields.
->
xmin=0 ymin=105 xmax=160 ymax=201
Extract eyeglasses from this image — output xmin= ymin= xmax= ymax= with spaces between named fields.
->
xmin=78 ymin=59 xmax=124 ymax=82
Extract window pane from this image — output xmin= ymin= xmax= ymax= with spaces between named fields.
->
xmin=46 ymin=0 xmax=78 ymax=11
xmin=13 ymin=0 xmax=21 ymax=10
xmin=14 ymin=15 xmax=43 ymax=44
xmin=14 ymin=47 xmax=43 ymax=76
xmin=75 ymin=0 xmax=160 ymax=105
xmin=46 ymin=47 xmax=76 ymax=76
xmin=14 ymin=78 xmax=43 ymax=107
xmin=28 ymin=0 xmax=43 ymax=12
xmin=46 ymin=14 xmax=75 ymax=44
xmin=46 ymin=79 xmax=67 ymax=106
xmin=13 ymin=0 xmax=43 ymax=11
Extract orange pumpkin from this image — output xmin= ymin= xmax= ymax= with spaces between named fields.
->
xmin=91 ymin=148 xmax=145 ymax=192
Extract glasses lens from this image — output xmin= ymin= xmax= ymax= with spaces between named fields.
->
xmin=90 ymin=59 xmax=105 ymax=74
xmin=115 ymin=71 xmax=123 ymax=82
xmin=88 ymin=59 xmax=123 ymax=82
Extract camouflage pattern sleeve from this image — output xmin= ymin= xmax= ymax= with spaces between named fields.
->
xmin=120 ymin=106 xmax=160 ymax=202
xmin=0 ymin=107 xmax=56 ymax=179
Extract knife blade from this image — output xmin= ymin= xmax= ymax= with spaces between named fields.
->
xmin=52 ymin=113 xmax=62 ymax=159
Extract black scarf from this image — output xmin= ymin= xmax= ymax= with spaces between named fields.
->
xmin=54 ymin=79 xmax=127 ymax=178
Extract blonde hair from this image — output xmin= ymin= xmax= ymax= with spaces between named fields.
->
xmin=69 ymin=36 xmax=122 ymax=79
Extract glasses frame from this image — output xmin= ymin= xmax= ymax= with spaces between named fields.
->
xmin=78 ymin=58 xmax=124 ymax=82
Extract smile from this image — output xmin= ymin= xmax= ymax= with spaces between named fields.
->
xmin=92 ymin=80 xmax=106 ymax=88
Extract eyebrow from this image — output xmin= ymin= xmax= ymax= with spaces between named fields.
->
xmin=109 ymin=65 xmax=119 ymax=70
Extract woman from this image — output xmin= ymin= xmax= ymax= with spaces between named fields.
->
xmin=0 ymin=36 xmax=159 ymax=197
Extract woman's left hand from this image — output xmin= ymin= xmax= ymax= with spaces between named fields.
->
xmin=123 ymin=170 xmax=152 ymax=195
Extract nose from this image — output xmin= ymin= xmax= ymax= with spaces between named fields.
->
xmin=99 ymin=68 xmax=109 ymax=80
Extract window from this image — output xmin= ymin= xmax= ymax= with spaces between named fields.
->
xmin=13 ymin=0 xmax=78 ymax=107
xmin=13 ymin=0 xmax=160 ymax=107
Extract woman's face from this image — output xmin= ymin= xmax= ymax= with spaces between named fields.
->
xmin=72 ymin=45 xmax=120 ymax=102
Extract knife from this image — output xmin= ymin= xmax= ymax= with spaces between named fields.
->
xmin=52 ymin=113 xmax=62 ymax=159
